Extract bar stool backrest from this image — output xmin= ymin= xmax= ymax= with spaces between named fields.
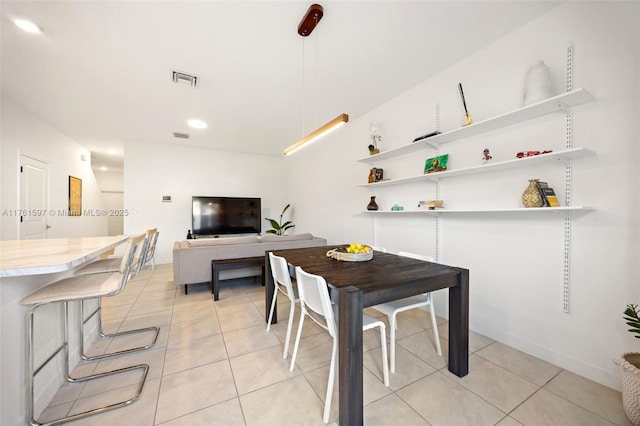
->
xmin=142 ymin=228 xmax=159 ymax=268
xmin=131 ymin=233 xmax=151 ymax=277
xmin=121 ymin=233 xmax=146 ymax=283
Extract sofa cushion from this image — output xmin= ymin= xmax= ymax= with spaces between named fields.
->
xmin=260 ymin=233 xmax=314 ymax=243
xmin=188 ymin=236 xmax=260 ymax=247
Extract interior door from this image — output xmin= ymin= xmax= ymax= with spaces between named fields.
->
xmin=19 ymin=155 xmax=49 ymax=239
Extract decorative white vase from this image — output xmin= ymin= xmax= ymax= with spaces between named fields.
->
xmin=523 ymin=60 xmax=553 ymax=106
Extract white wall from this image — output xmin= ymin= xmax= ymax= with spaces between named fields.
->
xmin=289 ymin=1 xmax=639 ymax=390
xmin=94 ymin=171 xmax=125 ymax=236
xmin=94 ymin=169 xmax=124 ymax=192
xmin=123 ymin=140 xmax=290 ymax=264
xmin=0 ymin=97 xmax=107 ymax=240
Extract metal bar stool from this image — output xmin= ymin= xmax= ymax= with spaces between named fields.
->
xmin=76 ymin=230 xmax=150 ymax=277
xmin=74 ymin=232 xmax=159 ymax=361
xmin=20 ymin=234 xmax=149 ymax=425
xmin=141 ymin=228 xmax=159 ymax=271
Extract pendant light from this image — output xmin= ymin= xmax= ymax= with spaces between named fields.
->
xmin=284 ymin=4 xmax=349 ymax=156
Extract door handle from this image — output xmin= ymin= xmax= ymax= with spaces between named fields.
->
xmin=46 ymin=225 xmax=52 ymax=229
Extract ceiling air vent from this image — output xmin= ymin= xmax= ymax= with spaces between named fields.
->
xmin=173 ymin=132 xmax=190 ymax=139
xmin=171 ymin=70 xmax=198 ymax=88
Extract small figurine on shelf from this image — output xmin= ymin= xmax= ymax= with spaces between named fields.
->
xmin=482 ymin=148 xmax=492 ymax=163
xmin=516 ymin=149 xmax=553 ymax=158
xmin=368 ymin=168 xmax=375 ymax=184
xmin=368 ymin=122 xmax=382 ymax=155
xmin=186 ymin=230 xmax=193 ymax=239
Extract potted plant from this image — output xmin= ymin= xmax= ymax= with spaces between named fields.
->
xmin=615 ymin=304 xmax=640 ymax=424
xmin=265 ymin=204 xmax=295 ymax=236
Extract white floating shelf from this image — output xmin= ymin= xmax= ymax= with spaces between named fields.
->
xmin=363 ymin=206 xmax=594 ymax=216
xmin=357 ymin=147 xmax=593 ymax=188
xmin=357 ymin=89 xmax=594 ymax=165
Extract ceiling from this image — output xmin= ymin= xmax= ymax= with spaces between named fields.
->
xmin=1 ymin=1 xmax=561 ymax=172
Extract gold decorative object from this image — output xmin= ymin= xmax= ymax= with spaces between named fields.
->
xmin=521 ymin=179 xmax=544 ymax=208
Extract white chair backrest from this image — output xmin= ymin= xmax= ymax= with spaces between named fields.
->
xmin=294 ymin=266 xmax=337 ymax=337
xmin=119 ymin=233 xmax=146 ymax=278
xmin=145 ymin=228 xmax=158 ymax=261
xmin=398 ymin=251 xmax=434 ymax=262
xmin=269 ymin=252 xmax=296 ymax=299
xmin=132 ymin=234 xmax=151 ymax=275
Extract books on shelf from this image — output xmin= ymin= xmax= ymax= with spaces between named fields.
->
xmin=418 ymin=200 xmax=444 ymax=210
xmin=536 ymin=181 xmax=560 ymax=207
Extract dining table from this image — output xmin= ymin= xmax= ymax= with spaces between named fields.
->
xmin=265 ymin=245 xmax=469 ymax=426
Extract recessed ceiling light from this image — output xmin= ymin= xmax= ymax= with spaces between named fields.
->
xmin=187 ymin=119 xmax=207 ymax=129
xmin=107 ymin=149 xmax=117 ymax=155
xmin=100 ymin=166 xmax=108 ymax=171
xmin=14 ymin=19 xmax=41 ymax=34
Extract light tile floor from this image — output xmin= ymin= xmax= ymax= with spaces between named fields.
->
xmin=39 ymin=264 xmax=631 ymax=425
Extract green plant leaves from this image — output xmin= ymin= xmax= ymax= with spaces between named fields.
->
xmin=264 ymin=205 xmax=295 ymax=236
xmin=623 ymin=304 xmax=640 ymax=339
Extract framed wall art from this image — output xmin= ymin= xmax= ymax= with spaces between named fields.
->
xmin=69 ymin=175 xmax=82 ymax=216
xmin=424 ymin=154 xmax=449 ymax=174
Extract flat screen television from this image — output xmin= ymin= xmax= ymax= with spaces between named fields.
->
xmin=192 ymin=196 xmax=261 ymax=237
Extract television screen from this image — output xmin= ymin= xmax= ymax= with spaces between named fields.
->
xmin=192 ymin=196 xmax=261 ymax=237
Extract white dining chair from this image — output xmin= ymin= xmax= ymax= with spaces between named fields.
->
xmin=266 ymin=252 xmax=299 ymax=359
xmin=290 ymin=266 xmax=389 ymax=424
xmin=371 ymin=251 xmax=442 ymax=373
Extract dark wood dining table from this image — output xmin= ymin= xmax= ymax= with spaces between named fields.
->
xmin=265 ymin=245 xmax=469 ymax=426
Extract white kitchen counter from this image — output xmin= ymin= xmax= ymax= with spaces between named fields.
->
xmin=0 ymin=235 xmax=127 ymax=277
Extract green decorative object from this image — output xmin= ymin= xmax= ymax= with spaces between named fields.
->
xmin=424 ymin=154 xmax=448 ymax=174
xmin=265 ymin=204 xmax=295 ymax=235
xmin=521 ymin=179 xmax=544 ymax=208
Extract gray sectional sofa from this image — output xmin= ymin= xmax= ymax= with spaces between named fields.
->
xmin=172 ymin=233 xmax=327 ymax=289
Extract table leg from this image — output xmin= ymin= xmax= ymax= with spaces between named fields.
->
xmin=448 ymin=268 xmax=469 ymax=377
xmin=265 ymin=255 xmax=277 ymax=324
xmin=211 ymin=264 xmax=221 ymax=301
xmin=338 ymin=286 xmax=363 ymax=426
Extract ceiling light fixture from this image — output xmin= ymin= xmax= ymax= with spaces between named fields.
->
xmin=14 ymin=19 xmax=41 ymax=34
xmin=284 ymin=3 xmax=349 ymax=156
xmin=297 ymin=3 xmax=324 ymax=36
xmin=187 ymin=119 xmax=207 ymax=129
xmin=284 ymin=113 xmax=348 ymax=156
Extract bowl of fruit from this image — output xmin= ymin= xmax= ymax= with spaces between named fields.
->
xmin=326 ymin=244 xmax=373 ymax=262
